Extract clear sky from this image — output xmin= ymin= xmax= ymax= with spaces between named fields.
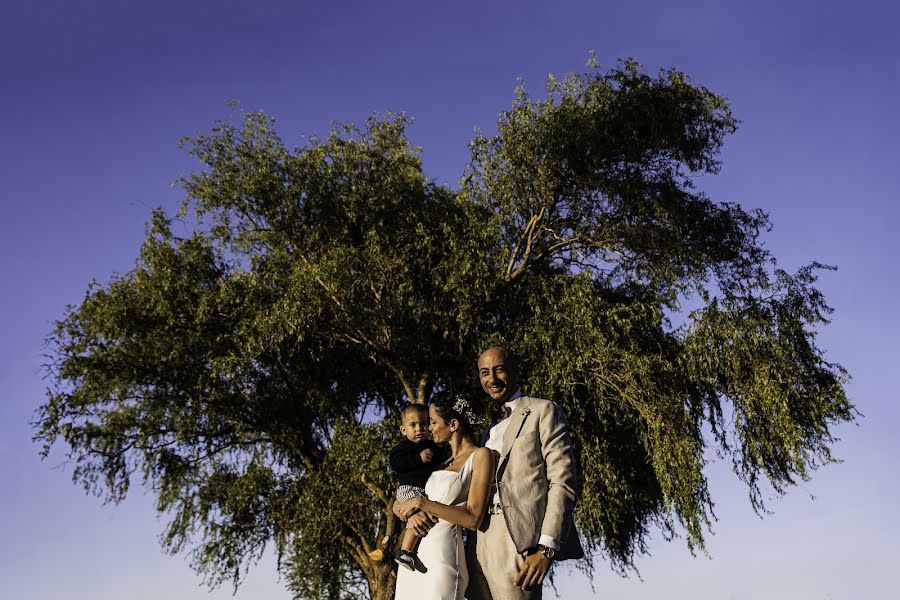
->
xmin=1 ymin=1 xmax=897 ymax=598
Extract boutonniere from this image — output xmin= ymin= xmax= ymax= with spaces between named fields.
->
xmin=522 ymin=407 xmax=531 ymax=417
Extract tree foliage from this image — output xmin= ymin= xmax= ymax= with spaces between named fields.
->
xmin=36 ymin=60 xmax=853 ymax=599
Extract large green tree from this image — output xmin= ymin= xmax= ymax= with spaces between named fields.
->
xmin=36 ymin=61 xmax=853 ymax=599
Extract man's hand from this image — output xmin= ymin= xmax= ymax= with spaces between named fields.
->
xmin=513 ymin=550 xmax=551 ymax=591
xmin=419 ymin=448 xmax=433 ymax=463
xmin=405 ymin=511 xmax=436 ymax=537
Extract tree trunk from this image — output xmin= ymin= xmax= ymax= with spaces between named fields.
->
xmin=366 ymin=560 xmax=397 ymax=600
xmin=350 ymin=488 xmax=402 ymax=599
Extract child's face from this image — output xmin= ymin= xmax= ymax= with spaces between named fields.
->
xmin=400 ymin=408 xmax=429 ymax=443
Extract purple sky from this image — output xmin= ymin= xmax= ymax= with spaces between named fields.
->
xmin=2 ymin=1 xmax=897 ymax=598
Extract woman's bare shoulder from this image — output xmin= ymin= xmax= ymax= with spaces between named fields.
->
xmin=472 ymin=446 xmax=496 ymax=467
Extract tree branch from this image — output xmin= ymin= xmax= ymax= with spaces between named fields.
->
xmin=360 ymin=473 xmax=391 ymax=509
xmin=416 ymin=372 xmax=431 ymax=404
xmin=506 ymin=206 xmax=547 ymax=280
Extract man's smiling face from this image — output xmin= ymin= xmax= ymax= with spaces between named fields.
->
xmin=478 ymin=347 xmax=519 ymax=403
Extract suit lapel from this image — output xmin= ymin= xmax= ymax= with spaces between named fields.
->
xmin=500 ymin=396 xmax=532 ymax=459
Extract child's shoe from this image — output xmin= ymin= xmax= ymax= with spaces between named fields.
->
xmin=395 ymin=550 xmax=427 ymax=573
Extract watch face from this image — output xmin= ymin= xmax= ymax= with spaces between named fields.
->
xmin=542 ymin=547 xmax=555 ymax=559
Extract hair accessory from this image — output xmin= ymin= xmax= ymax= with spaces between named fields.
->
xmin=451 ymin=395 xmax=479 ymax=427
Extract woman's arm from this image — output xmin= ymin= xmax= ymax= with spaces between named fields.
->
xmin=405 ymin=510 xmax=437 ymax=536
xmin=392 ymin=499 xmax=437 ymax=536
xmin=396 ymin=447 xmax=495 ymax=530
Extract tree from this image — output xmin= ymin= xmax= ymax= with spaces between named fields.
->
xmin=36 ymin=60 xmax=853 ymax=599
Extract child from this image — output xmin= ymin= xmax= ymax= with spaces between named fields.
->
xmin=390 ymin=402 xmax=445 ymax=573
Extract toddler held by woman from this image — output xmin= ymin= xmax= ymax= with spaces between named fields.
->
xmin=389 ymin=403 xmax=446 ymax=573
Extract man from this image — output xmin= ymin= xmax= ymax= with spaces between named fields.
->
xmin=466 ymin=346 xmax=583 ymax=600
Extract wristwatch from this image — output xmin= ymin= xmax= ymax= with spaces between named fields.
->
xmin=538 ymin=544 xmax=555 ymax=560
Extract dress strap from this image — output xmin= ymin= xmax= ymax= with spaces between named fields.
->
xmin=458 ymin=448 xmax=477 ymax=481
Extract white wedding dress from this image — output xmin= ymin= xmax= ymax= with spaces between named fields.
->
xmin=394 ymin=452 xmax=475 ymax=600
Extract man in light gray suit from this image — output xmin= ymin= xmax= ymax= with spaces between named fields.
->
xmin=466 ymin=347 xmax=583 ymax=600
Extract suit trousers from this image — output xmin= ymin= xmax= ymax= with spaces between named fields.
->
xmin=466 ymin=511 xmax=541 ymax=600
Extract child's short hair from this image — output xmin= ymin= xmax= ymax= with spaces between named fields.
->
xmin=400 ymin=402 xmax=428 ymax=421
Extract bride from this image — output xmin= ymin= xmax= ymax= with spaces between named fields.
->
xmin=393 ymin=391 xmax=495 ymax=600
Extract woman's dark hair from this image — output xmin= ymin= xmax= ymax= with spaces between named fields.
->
xmin=430 ymin=389 xmax=483 ymax=441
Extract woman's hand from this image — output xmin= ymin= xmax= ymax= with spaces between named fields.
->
xmin=395 ymin=496 xmax=424 ymax=520
xmin=405 ymin=511 xmax=436 ymax=537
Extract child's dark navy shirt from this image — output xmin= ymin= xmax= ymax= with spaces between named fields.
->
xmin=389 ymin=439 xmax=446 ymax=488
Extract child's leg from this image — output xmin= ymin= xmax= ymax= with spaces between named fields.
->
xmin=394 ymin=486 xmax=428 ymax=573
xmin=400 ymin=525 xmax=421 ymax=552
xmin=396 ymin=528 xmax=428 ymax=573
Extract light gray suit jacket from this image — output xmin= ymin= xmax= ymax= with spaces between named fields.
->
xmin=491 ymin=395 xmax=584 ymax=560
